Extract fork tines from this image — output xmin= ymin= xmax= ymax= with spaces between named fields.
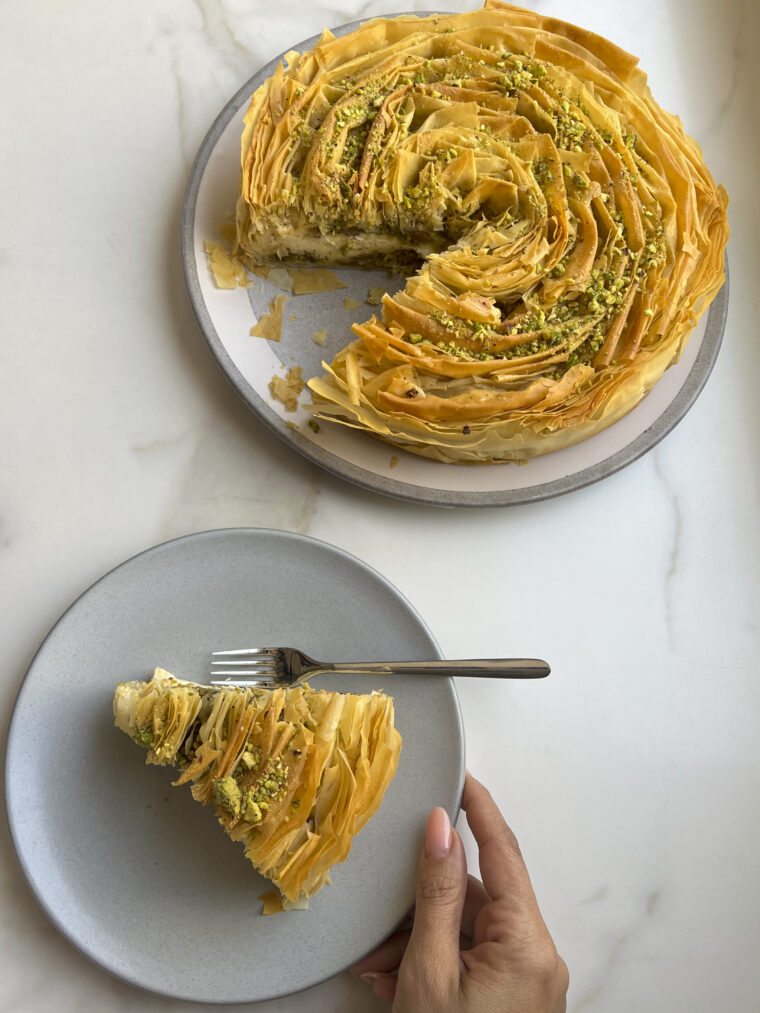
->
xmin=211 ymin=648 xmax=278 ymax=681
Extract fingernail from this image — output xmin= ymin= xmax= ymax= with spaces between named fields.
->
xmin=426 ymin=806 xmax=452 ymax=859
xmin=360 ymin=972 xmax=386 ymax=984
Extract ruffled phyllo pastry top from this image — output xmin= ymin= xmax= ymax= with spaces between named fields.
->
xmin=114 ymin=669 xmax=402 ymax=911
xmin=235 ymin=1 xmax=728 ymax=463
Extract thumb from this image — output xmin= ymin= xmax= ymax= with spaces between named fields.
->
xmin=402 ymin=808 xmax=467 ymax=995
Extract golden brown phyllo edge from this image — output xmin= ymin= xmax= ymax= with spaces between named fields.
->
xmin=114 ymin=668 xmax=402 ymax=911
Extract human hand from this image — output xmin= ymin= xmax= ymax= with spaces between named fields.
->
xmin=352 ymin=773 xmax=568 ymax=1011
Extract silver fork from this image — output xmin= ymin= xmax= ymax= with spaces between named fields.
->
xmin=210 ymin=647 xmax=550 ymax=689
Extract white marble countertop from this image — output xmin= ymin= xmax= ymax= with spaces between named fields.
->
xmin=1 ymin=0 xmax=757 ymax=1010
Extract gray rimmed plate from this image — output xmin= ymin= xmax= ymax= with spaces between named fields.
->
xmin=5 ymin=529 xmax=464 ymax=1004
xmin=181 ymin=15 xmax=729 ymax=507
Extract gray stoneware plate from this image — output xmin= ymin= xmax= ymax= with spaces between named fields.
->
xmin=181 ymin=15 xmax=729 ymax=507
xmin=5 ymin=529 xmax=464 ymax=1004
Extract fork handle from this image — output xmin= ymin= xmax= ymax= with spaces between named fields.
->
xmin=322 ymin=659 xmax=550 ymax=679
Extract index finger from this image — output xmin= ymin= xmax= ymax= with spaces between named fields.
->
xmin=461 ymin=773 xmax=540 ymax=911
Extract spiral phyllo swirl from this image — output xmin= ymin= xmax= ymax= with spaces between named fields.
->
xmin=235 ymin=1 xmax=728 ymax=463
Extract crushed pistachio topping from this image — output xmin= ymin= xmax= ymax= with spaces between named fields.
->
xmin=133 ymin=727 xmax=155 ymax=748
xmin=213 ymin=776 xmax=242 ymax=818
xmin=240 ymin=757 xmax=290 ymax=826
xmin=238 ymin=747 xmax=262 ymax=772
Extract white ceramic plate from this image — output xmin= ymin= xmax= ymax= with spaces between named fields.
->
xmin=5 ymin=529 xmax=464 ymax=1004
xmin=181 ymin=16 xmax=729 ymax=507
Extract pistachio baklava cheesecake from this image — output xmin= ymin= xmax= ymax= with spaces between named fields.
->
xmin=234 ymin=1 xmax=728 ymax=463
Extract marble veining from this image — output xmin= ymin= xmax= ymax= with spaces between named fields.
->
xmin=154 ymin=418 xmax=321 ymax=539
xmin=131 ymin=431 xmax=192 ymax=455
xmin=168 ymin=50 xmax=193 ymax=169
xmin=0 ymin=513 xmax=10 ymax=550
xmin=653 ymin=448 xmax=683 ymax=651
xmin=703 ymin=18 xmax=743 ymax=139
xmin=192 ymin=0 xmax=259 ymax=76
xmin=573 ymin=887 xmax=667 ymax=1013
xmin=581 ymin=885 xmax=609 ymax=906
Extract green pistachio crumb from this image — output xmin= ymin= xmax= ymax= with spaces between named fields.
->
xmin=213 ymin=777 xmax=242 ymax=818
xmin=133 ymin=727 xmax=155 ymax=748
